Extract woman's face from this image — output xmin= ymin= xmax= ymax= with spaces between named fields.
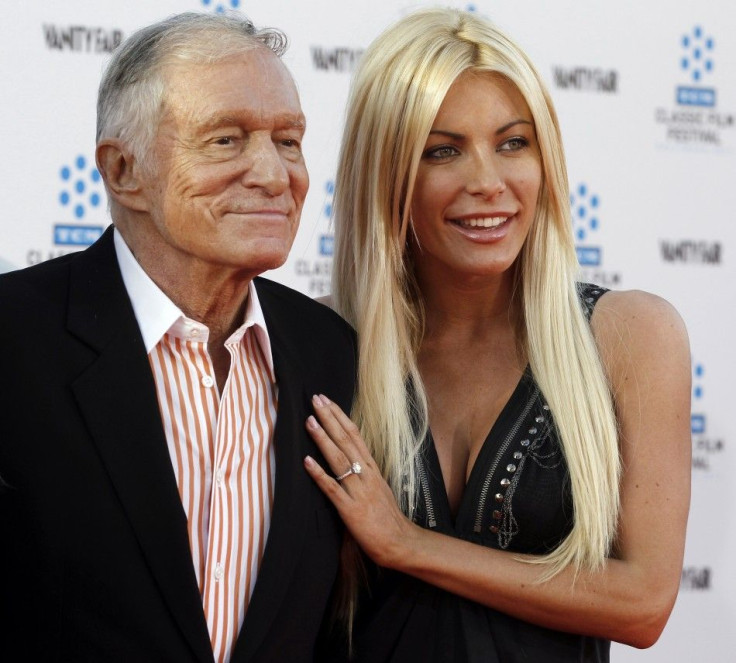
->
xmin=409 ymin=71 xmax=542 ymax=285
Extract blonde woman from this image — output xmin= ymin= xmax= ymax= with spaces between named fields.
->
xmin=304 ymin=8 xmax=691 ymax=662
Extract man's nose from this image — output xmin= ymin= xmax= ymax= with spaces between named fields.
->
xmin=242 ymin=135 xmax=290 ymax=196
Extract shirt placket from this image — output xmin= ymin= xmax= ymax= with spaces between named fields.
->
xmin=203 ymin=331 xmax=248 ymax=661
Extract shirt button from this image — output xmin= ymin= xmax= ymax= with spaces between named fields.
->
xmin=214 ymin=563 xmax=223 ymax=581
xmin=190 ymin=329 xmax=199 ymax=337
xmin=215 ymin=469 xmax=224 ymax=486
xmin=201 ymin=375 xmax=215 ymax=388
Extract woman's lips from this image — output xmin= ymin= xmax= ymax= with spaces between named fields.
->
xmin=446 ymin=215 xmax=515 ymax=241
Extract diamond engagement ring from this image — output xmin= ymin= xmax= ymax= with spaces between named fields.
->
xmin=335 ymin=462 xmax=362 ymax=482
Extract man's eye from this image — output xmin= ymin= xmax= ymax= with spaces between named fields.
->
xmin=215 ymin=136 xmax=235 ymax=146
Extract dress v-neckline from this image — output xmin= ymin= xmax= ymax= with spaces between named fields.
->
xmin=422 ymin=367 xmax=532 ymax=532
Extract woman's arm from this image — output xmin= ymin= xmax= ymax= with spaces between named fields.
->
xmin=304 ymin=289 xmax=691 ymax=647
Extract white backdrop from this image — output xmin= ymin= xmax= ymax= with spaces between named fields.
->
xmin=1 ymin=1 xmax=733 ymax=659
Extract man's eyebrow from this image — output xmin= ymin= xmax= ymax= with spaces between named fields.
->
xmin=195 ymin=112 xmax=306 ymax=132
xmin=283 ymin=116 xmax=307 ymax=130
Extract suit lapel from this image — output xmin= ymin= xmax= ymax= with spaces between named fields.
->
xmin=232 ymin=282 xmax=316 ymax=662
xmin=66 ymin=230 xmax=214 ymax=663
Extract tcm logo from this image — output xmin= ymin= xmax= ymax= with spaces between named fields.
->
xmin=677 ymin=26 xmax=716 ymax=107
xmin=54 ymin=225 xmax=103 ymax=246
xmin=691 ymin=362 xmax=705 ymax=434
xmin=570 ymin=183 xmax=601 ymax=267
xmin=690 ymin=358 xmax=725 ymax=472
xmin=200 ymin=0 xmax=241 ymax=13
xmin=55 ymin=155 xmax=106 ymax=247
xmin=655 ymin=25 xmax=731 ymax=147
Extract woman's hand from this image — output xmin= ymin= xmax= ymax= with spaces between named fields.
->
xmin=303 ymin=394 xmax=417 ymax=568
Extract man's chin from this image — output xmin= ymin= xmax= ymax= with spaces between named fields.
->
xmin=239 ymin=246 xmax=291 ymax=275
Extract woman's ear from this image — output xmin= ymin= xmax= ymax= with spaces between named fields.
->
xmin=96 ymin=139 xmax=151 ymax=212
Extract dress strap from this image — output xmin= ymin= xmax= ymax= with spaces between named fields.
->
xmin=576 ymin=283 xmax=609 ymax=321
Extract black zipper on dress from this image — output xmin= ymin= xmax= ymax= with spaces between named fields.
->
xmin=473 ymin=389 xmax=539 ymax=533
xmin=416 ymin=455 xmax=438 ymax=528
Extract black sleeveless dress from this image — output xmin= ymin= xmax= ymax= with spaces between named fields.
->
xmin=325 ymin=284 xmax=611 ymax=663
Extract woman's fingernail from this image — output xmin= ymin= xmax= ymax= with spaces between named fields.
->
xmin=319 ymin=394 xmax=332 ymax=405
xmin=304 ymin=455 xmax=315 ymax=468
xmin=313 ymin=394 xmax=325 ymax=407
xmin=307 ymin=415 xmax=319 ymax=429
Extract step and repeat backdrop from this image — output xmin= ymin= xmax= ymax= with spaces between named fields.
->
xmin=1 ymin=1 xmax=733 ymax=659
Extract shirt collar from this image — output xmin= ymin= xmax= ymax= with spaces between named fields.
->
xmin=113 ymin=227 xmax=275 ymax=380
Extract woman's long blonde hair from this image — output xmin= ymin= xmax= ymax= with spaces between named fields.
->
xmin=331 ymin=7 xmax=620 ymax=623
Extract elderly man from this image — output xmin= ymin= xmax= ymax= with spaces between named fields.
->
xmin=0 ymin=13 xmax=355 ymax=663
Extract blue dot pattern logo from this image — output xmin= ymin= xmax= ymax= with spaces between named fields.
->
xmin=570 ymin=183 xmax=600 ymax=242
xmin=320 ymin=180 xmax=335 ymax=257
xmin=570 ymin=183 xmax=602 ymax=267
xmin=200 ymin=0 xmax=240 ymax=13
xmin=681 ymin=26 xmax=714 ymax=84
xmin=676 ymin=26 xmax=717 ymax=107
xmin=691 ymin=361 xmax=706 ymax=434
xmin=59 ymin=155 xmax=104 ymax=220
xmin=323 ymin=180 xmax=335 ymax=219
xmin=693 ymin=362 xmax=704 ymax=400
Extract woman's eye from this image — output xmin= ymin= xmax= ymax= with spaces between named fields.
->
xmin=214 ymin=136 xmax=235 ymax=146
xmin=424 ymin=145 xmax=459 ymax=159
xmin=499 ymin=137 xmax=529 ymax=152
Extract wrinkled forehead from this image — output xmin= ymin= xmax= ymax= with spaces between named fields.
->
xmin=157 ymin=47 xmax=304 ymax=129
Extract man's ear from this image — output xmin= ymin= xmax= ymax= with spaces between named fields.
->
xmin=96 ymin=139 xmax=151 ymax=212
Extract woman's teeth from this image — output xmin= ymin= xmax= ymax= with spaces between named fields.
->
xmin=456 ymin=217 xmax=508 ymax=228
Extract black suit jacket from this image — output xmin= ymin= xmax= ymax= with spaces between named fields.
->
xmin=0 ymin=228 xmax=356 ymax=662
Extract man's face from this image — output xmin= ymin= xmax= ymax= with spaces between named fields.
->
xmin=142 ymin=48 xmax=308 ymax=277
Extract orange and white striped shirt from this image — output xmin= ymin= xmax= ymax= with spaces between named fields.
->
xmin=115 ymin=230 xmax=277 ymax=663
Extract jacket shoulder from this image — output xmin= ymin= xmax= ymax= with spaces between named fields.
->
xmin=0 ymin=253 xmax=77 ymax=310
xmin=255 ymin=277 xmax=355 ymax=340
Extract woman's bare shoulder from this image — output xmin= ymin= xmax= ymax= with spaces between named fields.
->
xmin=591 ymin=288 xmax=690 ymax=398
xmin=591 ymin=289 xmax=688 ymax=348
